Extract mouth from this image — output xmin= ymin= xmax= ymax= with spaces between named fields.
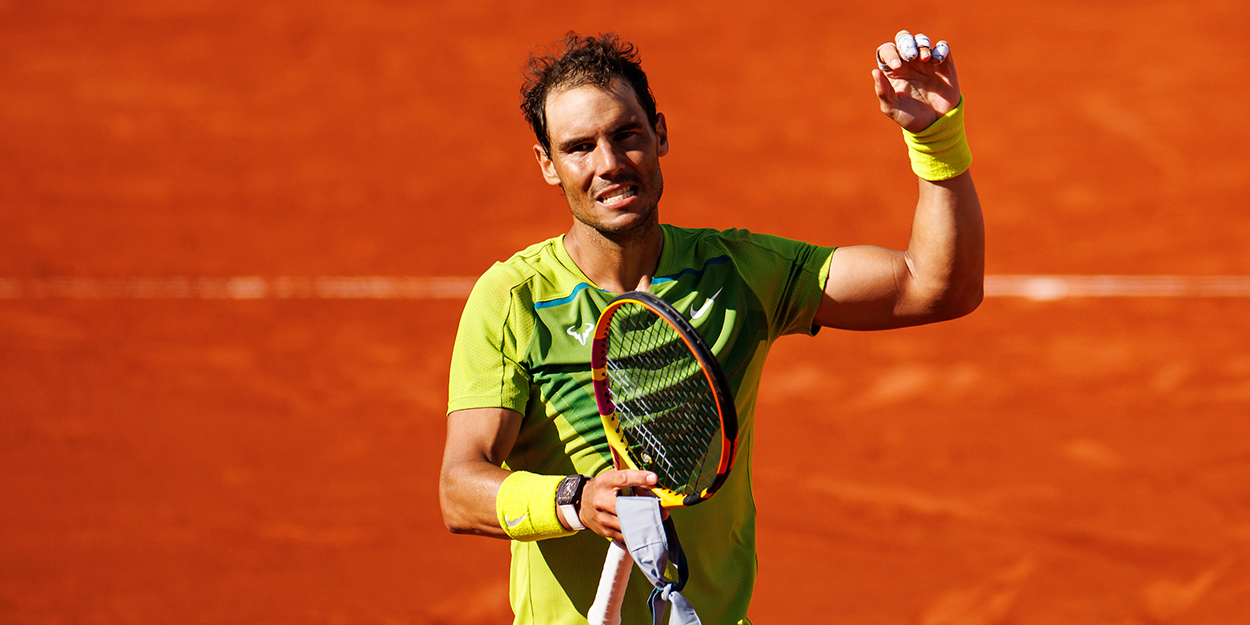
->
xmin=595 ymin=185 xmax=638 ymax=207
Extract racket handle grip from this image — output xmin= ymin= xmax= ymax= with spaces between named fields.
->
xmin=587 ymin=540 xmax=633 ymax=625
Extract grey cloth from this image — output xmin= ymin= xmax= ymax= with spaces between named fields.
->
xmin=616 ymin=496 xmax=703 ymax=625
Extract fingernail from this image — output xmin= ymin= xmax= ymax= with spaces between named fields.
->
xmin=889 ymin=59 xmax=901 ymax=69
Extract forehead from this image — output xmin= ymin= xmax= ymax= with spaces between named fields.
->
xmin=544 ymin=79 xmax=647 ymax=142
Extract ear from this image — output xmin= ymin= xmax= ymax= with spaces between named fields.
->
xmin=654 ymin=113 xmax=669 ymax=157
xmin=534 ymin=144 xmax=562 ymax=186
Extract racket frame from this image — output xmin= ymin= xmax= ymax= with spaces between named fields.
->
xmin=589 ymin=290 xmax=739 ymax=509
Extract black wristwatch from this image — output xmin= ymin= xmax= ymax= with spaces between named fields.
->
xmin=555 ymin=474 xmax=590 ymax=531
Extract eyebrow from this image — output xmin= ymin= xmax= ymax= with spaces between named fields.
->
xmin=556 ymin=118 xmax=647 ymax=153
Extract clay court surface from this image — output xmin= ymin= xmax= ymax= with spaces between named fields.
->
xmin=3 ymin=1 xmax=1250 ymax=623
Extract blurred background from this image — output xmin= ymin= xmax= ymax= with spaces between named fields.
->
xmin=3 ymin=1 xmax=1249 ymax=623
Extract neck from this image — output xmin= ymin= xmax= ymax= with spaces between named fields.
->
xmin=564 ymin=219 xmax=664 ymax=294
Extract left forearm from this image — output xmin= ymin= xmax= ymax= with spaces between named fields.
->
xmin=903 ymin=171 xmax=984 ymax=318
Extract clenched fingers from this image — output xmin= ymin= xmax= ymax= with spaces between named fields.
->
xmin=876 ymin=30 xmax=950 ymax=72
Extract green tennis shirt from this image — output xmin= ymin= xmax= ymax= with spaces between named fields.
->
xmin=448 ymin=223 xmax=835 ymax=625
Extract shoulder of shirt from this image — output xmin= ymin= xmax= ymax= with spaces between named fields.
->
xmin=467 ymin=235 xmax=577 ymax=307
xmin=662 ymin=223 xmax=801 ymax=251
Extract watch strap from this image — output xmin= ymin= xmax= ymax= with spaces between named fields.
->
xmin=556 ymin=474 xmax=589 ymax=532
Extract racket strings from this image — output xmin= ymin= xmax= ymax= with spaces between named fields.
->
xmin=604 ymin=306 xmax=724 ymax=497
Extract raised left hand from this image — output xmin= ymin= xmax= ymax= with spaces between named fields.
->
xmin=873 ymin=30 xmax=962 ymax=132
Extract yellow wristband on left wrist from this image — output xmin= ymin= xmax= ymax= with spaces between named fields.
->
xmin=902 ymin=97 xmax=972 ymax=181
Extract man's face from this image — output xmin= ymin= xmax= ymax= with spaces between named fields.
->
xmin=535 ymin=79 xmax=668 ymax=237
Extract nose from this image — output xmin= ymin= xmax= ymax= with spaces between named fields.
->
xmin=593 ymin=140 xmax=627 ymax=177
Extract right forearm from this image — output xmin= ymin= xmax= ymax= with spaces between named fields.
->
xmin=441 ymin=462 xmax=586 ymax=541
xmin=439 ymin=408 xmax=659 ymax=542
xmin=439 ymin=460 xmax=512 ymax=538
xmin=441 ymin=407 xmax=525 ymax=538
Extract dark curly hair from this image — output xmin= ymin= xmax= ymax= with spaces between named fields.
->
xmin=521 ymin=32 xmax=659 ymax=157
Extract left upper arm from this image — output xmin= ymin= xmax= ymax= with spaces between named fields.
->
xmin=814 ymin=244 xmax=981 ymax=330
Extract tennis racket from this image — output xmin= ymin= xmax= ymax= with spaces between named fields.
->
xmin=586 ymin=291 xmax=739 ymax=625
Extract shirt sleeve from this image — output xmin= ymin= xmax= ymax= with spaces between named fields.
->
xmin=719 ymin=229 xmax=836 ymax=340
xmin=447 ymin=265 xmax=534 ymax=415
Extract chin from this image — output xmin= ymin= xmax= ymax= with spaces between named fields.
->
xmin=593 ymin=208 xmax=658 ymax=235
xmin=573 ymin=201 xmax=656 ymax=232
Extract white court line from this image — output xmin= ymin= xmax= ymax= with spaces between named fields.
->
xmin=1 ymin=276 xmax=1249 ymax=301
xmin=0 ymin=277 xmax=477 ymax=300
xmin=984 ymin=275 xmax=1250 ymax=300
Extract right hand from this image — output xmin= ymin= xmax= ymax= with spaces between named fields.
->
xmin=577 ymin=468 xmax=658 ymax=541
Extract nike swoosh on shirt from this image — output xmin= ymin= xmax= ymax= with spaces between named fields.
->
xmin=691 ymin=288 xmax=723 ymax=320
xmin=506 ymin=513 xmax=527 ymax=527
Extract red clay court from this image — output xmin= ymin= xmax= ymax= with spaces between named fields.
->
xmin=3 ymin=1 xmax=1250 ymax=623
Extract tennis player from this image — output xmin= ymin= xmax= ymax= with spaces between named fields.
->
xmin=441 ymin=31 xmax=983 ymax=624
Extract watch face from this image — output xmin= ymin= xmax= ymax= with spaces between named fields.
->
xmin=556 ymin=475 xmax=585 ymax=504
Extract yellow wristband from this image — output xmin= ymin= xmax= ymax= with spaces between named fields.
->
xmin=902 ymin=97 xmax=972 ymax=181
xmin=495 ymin=472 xmax=576 ymax=541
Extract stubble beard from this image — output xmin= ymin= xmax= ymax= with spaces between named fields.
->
xmin=569 ymin=171 xmax=664 ymax=246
